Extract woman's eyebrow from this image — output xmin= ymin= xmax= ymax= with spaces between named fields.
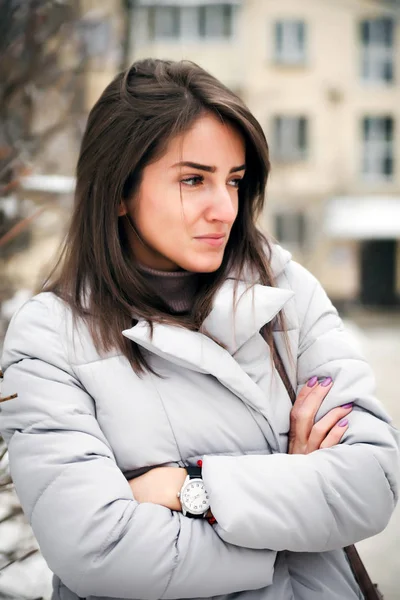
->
xmin=171 ymin=161 xmax=246 ymax=173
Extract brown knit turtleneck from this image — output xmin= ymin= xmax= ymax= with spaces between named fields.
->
xmin=138 ymin=264 xmax=200 ymax=315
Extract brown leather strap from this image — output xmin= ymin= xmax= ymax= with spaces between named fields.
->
xmin=344 ymin=545 xmax=384 ymax=600
xmin=270 ymin=339 xmax=383 ymax=600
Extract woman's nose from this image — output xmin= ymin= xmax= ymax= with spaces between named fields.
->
xmin=206 ymin=186 xmax=237 ymax=224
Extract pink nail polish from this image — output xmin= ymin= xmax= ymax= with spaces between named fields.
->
xmin=307 ymin=376 xmax=318 ymax=388
xmin=341 ymin=403 xmax=353 ymax=409
xmin=321 ymin=377 xmax=332 ymax=387
xmin=338 ymin=419 xmax=348 ymax=427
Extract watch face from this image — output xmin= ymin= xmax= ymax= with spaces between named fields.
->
xmin=181 ymin=478 xmax=210 ymax=515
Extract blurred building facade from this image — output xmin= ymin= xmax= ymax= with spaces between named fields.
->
xmin=128 ymin=0 xmax=400 ymax=306
xmin=4 ymin=0 xmax=400 ymax=315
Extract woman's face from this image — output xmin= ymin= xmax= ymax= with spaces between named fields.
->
xmin=120 ymin=113 xmax=246 ymax=272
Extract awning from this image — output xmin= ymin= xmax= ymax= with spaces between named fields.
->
xmin=325 ymin=196 xmax=400 ymax=240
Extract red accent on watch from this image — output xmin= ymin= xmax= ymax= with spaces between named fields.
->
xmin=197 ymin=459 xmax=203 ymax=467
xmin=207 ymin=515 xmax=217 ymax=525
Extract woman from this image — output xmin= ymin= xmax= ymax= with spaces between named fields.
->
xmin=0 ymin=59 xmax=399 ymax=600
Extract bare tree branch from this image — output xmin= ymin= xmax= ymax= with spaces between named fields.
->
xmin=0 ymin=208 xmax=45 ymax=248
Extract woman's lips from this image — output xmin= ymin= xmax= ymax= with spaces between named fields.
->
xmin=194 ymin=235 xmax=226 ymax=247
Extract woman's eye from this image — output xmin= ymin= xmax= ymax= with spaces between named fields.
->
xmin=228 ymin=178 xmax=243 ymax=188
xmin=180 ymin=175 xmax=243 ymax=188
xmin=181 ymin=175 xmax=203 ymax=187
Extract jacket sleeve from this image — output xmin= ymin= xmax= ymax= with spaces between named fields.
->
xmin=202 ymin=262 xmax=400 ymax=552
xmin=0 ymin=297 xmax=276 ymax=600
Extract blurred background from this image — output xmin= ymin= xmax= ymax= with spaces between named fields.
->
xmin=0 ymin=0 xmax=400 ymax=598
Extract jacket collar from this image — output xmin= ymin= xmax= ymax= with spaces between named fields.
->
xmin=124 ymin=243 xmax=293 ymax=356
xmin=201 ymin=242 xmax=293 ymax=353
xmin=123 ymin=273 xmax=294 ymax=359
xmin=201 ymin=279 xmax=293 ymax=354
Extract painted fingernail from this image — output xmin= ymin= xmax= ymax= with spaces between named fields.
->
xmin=338 ymin=418 xmax=349 ymax=427
xmin=341 ymin=403 xmax=353 ymax=409
xmin=307 ymin=376 xmax=318 ymax=388
xmin=321 ymin=377 xmax=333 ymax=387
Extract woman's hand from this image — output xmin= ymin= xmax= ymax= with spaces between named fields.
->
xmin=128 ymin=466 xmax=187 ymax=510
xmin=289 ymin=376 xmax=353 ymax=455
xmin=129 ymin=466 xmax=216 ymax=522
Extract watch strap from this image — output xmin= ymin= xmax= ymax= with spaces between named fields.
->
xmin=186 ymin=466 xmax=202 ymax=479
xmin=186 ymin=512 xmax=204 ymax=519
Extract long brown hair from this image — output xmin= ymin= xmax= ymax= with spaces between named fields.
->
xmin=45 ymin=58 xmax=283 ymax=373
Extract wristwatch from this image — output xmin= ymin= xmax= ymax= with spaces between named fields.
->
xmin=178 ymin=466 xmax=210 ymax=518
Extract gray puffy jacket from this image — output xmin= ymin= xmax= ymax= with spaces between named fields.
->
xmin=1 ymin=246 xmax=399 ymax=600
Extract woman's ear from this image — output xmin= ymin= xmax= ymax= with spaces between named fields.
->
xmin=118 ymin=201 xmax=127 ymax=217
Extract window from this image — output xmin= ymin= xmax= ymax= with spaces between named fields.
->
xmin=79 ymin=18 xmax=112 ymax=59
xmin=147 ymin=4 xmax=234 ymax=41
xmin=275 ymin=213 xmax=306 ymax=248
xmin=273 ymin=116 xmax=308 ymax=162
xmin=149 ymin=6 xmax=180 ymax=39
xmin=360 ymin=18 xmax=394 ymax=83
xmin=199 ymin=5 xmax=233 ymax=38
xmin=362 ymin=117 xmax=394 ymax=180
xmin=274 ymin=20 xmax=307 ymax=65
xmin=180 ymin=7 xmax=200 ymax=39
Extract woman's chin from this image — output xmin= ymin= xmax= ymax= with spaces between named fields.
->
xmin=183 ymin=254 xmax=224 ymax=273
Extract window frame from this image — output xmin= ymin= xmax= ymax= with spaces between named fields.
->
xmin=199 ymin=4 xmax=233 ymax=39
xmin=360 ymin=17 xmax=395 ymax=84
xmin=78 ymin=18 xmax=113 ymax=60
xmin=146 ymin=3 xmax=234 ymax=42
xmin=274 ymin=212 xmax=307 ymax=249
xmin=148 ymin=6 xmax=181 ymax=40
xmin=273 ymin=115 xmax=309 ymax=163
xmin=361 ymin=116 xmax=395 ymax=181
xmin=274 ymin=19 xmax=307 ymax=65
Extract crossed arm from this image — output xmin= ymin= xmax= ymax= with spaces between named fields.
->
xmin=128 ymin=376 xmax=354 ymax=514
